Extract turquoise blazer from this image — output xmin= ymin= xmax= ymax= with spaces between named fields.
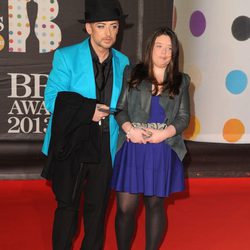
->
xmin=42 ymin=38 xmax=129 ymax=164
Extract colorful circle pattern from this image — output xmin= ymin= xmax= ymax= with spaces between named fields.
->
xmin=231 ymin=16 xmax=250 ymax=41
xmin=189 ymin=11 xmax=206 ymax=37
xmin=183 ymin=115 xmax=201 ymax=140
xmin=8 ymin=0 xmax=61 ymax=53
xmin=223 ymin=119 xmax=245 ymax=142
xmin=0 ymin=35 xmax=5 ymax=51
xmin=226 ymin=70 xmax=248 ymax=95
xmin=182 ymin=9 xmax=249 ymax=142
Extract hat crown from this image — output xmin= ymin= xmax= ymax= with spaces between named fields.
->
xmin=85 ymin=0 xmax=120 ymax=13
xmin=79 ymin=0 xmax=126 ymax=24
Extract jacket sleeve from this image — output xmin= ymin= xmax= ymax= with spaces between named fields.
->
xmin=115 ymin=65 xmax=132 ymax=126
xmin=44 ymin=49 xmax=71 ymax=114
xmin=170 ymin=74 xmax=191 ymax=135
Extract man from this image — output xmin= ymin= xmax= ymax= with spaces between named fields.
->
xmin=41 ymin=0 xmax=129 ymax=249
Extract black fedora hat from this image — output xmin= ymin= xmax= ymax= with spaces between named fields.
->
xmin=79 ymin=0 xmax=128 ymax=24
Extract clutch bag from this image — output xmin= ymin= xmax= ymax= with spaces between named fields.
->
xmin=132 ymin=122 xmax=167 ymax=130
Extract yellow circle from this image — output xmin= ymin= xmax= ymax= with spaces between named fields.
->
xmin=0 ymin=35 xmax=5 ymax=51
xmin=223 ymin=119 xmax=245 ymax=142
xmin=183 ymin=115 xmax=201 ymax=140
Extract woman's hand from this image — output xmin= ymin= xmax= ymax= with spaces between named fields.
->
xmin=144 ymin=129 xmax=168 ymax=143
xmin=127 ymin=127 xmax=149 ymax=144
xmin=144 ymin=125 xmax=176 ymax=143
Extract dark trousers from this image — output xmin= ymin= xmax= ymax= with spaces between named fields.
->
xmin=52 ymin=133 xmax=113 ymax=250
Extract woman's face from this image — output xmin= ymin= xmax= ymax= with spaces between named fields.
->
xmin=152 ymin=34 xmax=172 ymax=69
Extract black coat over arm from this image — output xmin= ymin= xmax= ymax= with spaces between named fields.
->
xmin=41 ymin=91 xmax=100 ymax=202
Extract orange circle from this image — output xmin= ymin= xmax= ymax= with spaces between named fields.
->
xmin=223 ymin=119 xmax=245 ymax=142
xmin=183 ymin=115 xmax=201 ymax=140
xmin=0 ymin=35 xmax=5 ymax=51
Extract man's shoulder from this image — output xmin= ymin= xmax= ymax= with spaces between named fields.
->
xmin=56 ymin=41 xmax=85 ymax=55
xmin=112 ymin=48 xmax=129 ymax=62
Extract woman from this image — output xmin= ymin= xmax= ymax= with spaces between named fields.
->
xmin=111 ymin=27 xmax=190 ymax=250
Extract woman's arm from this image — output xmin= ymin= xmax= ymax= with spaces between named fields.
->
xmin=115 ymin=66 xmax=148 ymax=143
xmin=145 ymin=74 xmax=190 ymax=143
xmin=115 ymin=66 xmax=131 ymax=127
xmin=169 ymin=74 xmax=191 ymax=135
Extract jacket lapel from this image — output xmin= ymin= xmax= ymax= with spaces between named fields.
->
xmin=160 ymin=91 xmax=174 ymax=124
xmin=140 ymin=80 xmax=152 ymax=113
xmin=110 ymin=50 xmax=121 ymax=109
xmin=78 ymin=39 xmax=96 ymax=99
xmin=140 ymin=80 xmax=174 ymax=124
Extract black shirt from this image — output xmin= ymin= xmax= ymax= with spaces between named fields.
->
xmin=89 ymin=40 xmax=113 ymax=132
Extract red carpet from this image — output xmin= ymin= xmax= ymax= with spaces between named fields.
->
xmin=0 ymin=178 xmax=250 ymax=250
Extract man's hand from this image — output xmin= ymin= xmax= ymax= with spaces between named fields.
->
xmin=92 ymin=104 xmax=110 ymax=122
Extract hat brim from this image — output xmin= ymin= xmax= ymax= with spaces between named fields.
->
xmin=78 ymin=14 xmax=128 ymax=24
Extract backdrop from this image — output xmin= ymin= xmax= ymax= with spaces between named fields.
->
xmin=174 ymin=0 xmax=250 ymax=144
xmin=0 ymin=1 xmax=249 ymax=178
xmin=0 ymin=0 xmax=175 ymax=177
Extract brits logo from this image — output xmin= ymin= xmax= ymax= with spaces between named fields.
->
xmin=1 ymin=0 xmax=62 ymax=53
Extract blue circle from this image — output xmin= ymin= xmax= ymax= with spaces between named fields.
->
xmin=226 ymin=70 xmax=248 ymax=94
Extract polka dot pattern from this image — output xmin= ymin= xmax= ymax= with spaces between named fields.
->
xmin=174 ymin=1 xmax=250 ymax=143
xmin=223 ymin=119 xmax=245 ymax=142
xmin=0 ymin=35 xmax=5 ymax=51
xmin=183 ymin=115 xmax=201 ymax=140
xmin=226 ymin=70 xmax=248 ymax=95
xmin=231 ymin=16 xmax=250 ymax=41
xmin=189 ymin=11 xmax=206 ymax=37
xmin=8 ymin=0 xmax=61 ymax=53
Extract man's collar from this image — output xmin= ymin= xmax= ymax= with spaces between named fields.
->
xmin=88 ymin=39 xmax=112 ymax=64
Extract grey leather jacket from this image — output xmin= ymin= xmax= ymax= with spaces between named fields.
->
xmin=115 ymin=66 xmax=190 ymax=160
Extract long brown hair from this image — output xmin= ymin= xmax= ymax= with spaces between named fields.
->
xmin=128 ymin=27 xmax=182 ymax=97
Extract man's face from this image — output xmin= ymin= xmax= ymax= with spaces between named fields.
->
xmin=86 ymin=21 xmax=119 ymax=50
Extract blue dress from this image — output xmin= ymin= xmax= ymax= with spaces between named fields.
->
xmin=111 ymin=96 xmax=185 ymax=197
